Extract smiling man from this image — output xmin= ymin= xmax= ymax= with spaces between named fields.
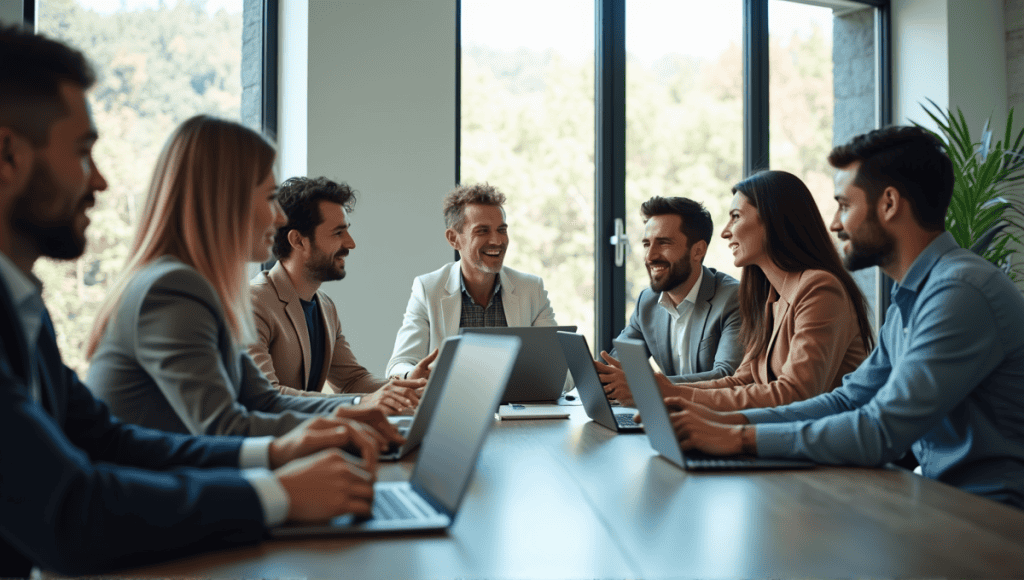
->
xmin=249 ymin=176 xmax=431 ymax=415
xmin=597 ymin=196 xmax=743 ymax=404
xmin=666 ymin=127 xmax=1024 ymax=511
xmin=386 ymin=182 xmax=557 ymax=379
xmin=0 ymin=27 xmax=390 ymax=576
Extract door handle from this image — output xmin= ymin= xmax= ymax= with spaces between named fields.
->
xmin=609 ymin=218 xmax=630 ymax=267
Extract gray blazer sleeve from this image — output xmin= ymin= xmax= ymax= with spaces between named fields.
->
xmin=132 ymin=267 xmax=345 ymax=437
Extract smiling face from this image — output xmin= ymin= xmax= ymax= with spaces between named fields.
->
xmin=642 ymin=214 xmax=697 ymax=294
xmin=304 ymin=201 xmax=356 ymax=282
xmin=721 ymin=191 xmax=766 ymax=269
xmin=831 ymin=163 xmax=895 ymax=271
xmin=10 ymin=82 xmax=107 ymax=261
xmin=249 ymin=169 xmax=285 ymax=262
xmin=448 ymin=203 xmax=508 ymax=275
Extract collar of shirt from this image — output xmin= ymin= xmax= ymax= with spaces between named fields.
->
xmin=890 ymin=231 xmax=959 ymax=321
xmin=0 ymin=250 xmax=45 ymax=350
xmin=657 ymin=267 xmax=703 ymax=319
xmin=460 ymin=271 xmax=502 ymax=305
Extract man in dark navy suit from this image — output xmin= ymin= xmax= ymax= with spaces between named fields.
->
xmin=0 ymin=26 xmax=390 ymax=576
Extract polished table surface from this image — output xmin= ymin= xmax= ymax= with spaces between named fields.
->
xmin=117 ymin=405 xmax=1024 ymax=579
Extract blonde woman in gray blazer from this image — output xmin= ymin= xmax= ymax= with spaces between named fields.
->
xmin=86 ymin=116 xmax=398 ymax=442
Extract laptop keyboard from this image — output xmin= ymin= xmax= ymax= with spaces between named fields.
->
xmin=373 ymin=486 xmax=426 ymax=521
xmin=614 ymin=413 xmax=639 ymax=428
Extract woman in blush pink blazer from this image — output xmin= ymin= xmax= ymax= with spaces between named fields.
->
xmin=659 ymin=170 xmax=874 ymax=411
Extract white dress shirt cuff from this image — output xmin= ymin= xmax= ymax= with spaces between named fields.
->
xmin=242 ymin=468 xmax=290 ymax=527
xmin=239 ymin=436 xmax=274 ymax=468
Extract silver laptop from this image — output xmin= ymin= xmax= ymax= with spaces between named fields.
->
xmin=270 ymin=333 xmax=521 ymax=536
xmin=557 ymin=332 xmax=642 ymax=433
xmin=614 ymin=338 xmax=815 ymax=471
xmin=381 ymin=335 xmax=461 ymax=461
xmin=459 ymin=326 xmax=576 ymax=403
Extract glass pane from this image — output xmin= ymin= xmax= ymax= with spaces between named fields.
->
xmin=769 ymin=0 xmax=881 ymax=331
xmin=460 ymin=1 xmax=597 ymax=349
xmin=36 ymin=0 xmax=244 ymax=375
xmin=625 ymin=0 xmax=744 ymax=327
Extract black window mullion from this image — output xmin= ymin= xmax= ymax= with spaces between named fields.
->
xmin=595 ymin=0 xmax=627 ymax=355
xmin=743 ymin=0 xmax=769 ymax=177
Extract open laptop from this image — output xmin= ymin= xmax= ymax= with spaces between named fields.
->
xmin=614 ymin=338 xmax=815 ymax=471
xmin=557 ymin=332 xmax=642 ymax=433
xmin=381 ymin=335 xmax=461 ymax=461
xmin=459 ymin=326 xmax=576 ymax=403
xmin=270 ymin=333 xmax=521 ymax=536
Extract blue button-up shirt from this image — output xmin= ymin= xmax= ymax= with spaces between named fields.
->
xmin=744 ymin=232 xmax=1024 ymax=508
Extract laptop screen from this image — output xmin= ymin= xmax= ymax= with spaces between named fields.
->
xmin=410 ymin=334 xmax=520 ymax=514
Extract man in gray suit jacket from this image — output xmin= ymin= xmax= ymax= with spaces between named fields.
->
xmin=598 ymin=196 xmax=743 ymax=404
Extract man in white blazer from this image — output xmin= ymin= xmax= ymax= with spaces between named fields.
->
xmin=386 ymin=183 xmax=557 ymax=379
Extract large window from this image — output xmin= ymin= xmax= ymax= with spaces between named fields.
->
xmin=625 ymin=1 xmax=745 ymax=324
xmin=460 ymin=0 xmax=597 ymax=347
xmin=466 ymin=0 xmax=888 ymax=352
xmin=35 ymin=0 xmax=244 ymax=375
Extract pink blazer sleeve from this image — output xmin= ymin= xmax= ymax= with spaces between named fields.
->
xmin=689 ymin=271 xmax=867 ymax=411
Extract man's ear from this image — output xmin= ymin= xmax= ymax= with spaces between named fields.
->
xmin=876 ymin=186 xmax=901 ymax=224
xmin=286 ymin=228 xmax=307 ymax=253
xmin=0 ymin=128 xmax=33 ymax=189
xmin=690 ymin=239 xmax=708 ymax=264
xmin=445 ymin=228 xmax=460 ymax=250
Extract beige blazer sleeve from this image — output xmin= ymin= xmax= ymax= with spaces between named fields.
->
xmin=687 ymin=270 xmax=868 ymax=411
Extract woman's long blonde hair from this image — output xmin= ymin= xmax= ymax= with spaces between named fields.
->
xmin=87 ymin=115 xmax=276 ymax=357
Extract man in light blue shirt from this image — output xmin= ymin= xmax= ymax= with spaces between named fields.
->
xmin=667 ymin=126 xmax=1024 ymax=510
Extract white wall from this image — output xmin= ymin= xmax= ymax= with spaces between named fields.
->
xmin=279 ymin=1 xmax=456 ymax=374
xmin=1 ymin=0 xmax=24 ymax=26
xmin=893 ymin=0 xmax=1008 ymax=133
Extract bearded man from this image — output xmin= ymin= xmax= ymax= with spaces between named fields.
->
xmin=249 ymin=176 xmax=433 ymax=415
xmin=597 ymin=196 xmax=743 ymax=405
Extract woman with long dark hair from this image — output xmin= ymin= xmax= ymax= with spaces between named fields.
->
xmin=658 ymin=170 xmax=873 ymax=410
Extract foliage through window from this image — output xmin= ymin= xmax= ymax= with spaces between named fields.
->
xmin=36 ymin=0 xmax=243 ymax=375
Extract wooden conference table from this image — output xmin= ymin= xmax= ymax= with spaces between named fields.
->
xmin=119 ymin=404 xmax=1024 ymax=578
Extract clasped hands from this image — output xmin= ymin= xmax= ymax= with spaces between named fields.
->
xmin=351 ymin=348 xmax=439 ymax=415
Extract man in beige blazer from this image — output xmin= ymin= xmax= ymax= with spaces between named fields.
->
xmin=386 ymin=183 xmax=558 ymax=379
xmin=249 ymin=177 xmax=434 ymax=415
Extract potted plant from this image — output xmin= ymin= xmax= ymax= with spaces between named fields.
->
xmin=918 ymin=100 xmax=1024 ymax=280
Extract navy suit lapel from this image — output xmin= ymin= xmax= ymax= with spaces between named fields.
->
xmin=35 ymin=309 xmax=64 ymax=420
xmin=0 ymin=276 xmax=30 ymax=383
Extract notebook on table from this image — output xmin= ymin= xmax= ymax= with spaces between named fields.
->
xmin=614 ymin=338 xmax=814 ymax=471
xmin=557 ymin=331 xmax=643 ymax=433
xmin=459 ymin=325 xmax=576 ymax=403
xmin=270 ymin=333 xmax=521 ymax=536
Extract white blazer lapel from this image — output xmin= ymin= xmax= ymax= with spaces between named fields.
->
xmin=498 ymin=268 xmax=523 ymax=325
xmin=441 ymin=263 xmax=463 ymax=337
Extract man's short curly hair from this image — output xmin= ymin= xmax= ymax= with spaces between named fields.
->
xmin=443 ymin=183 xmax=506 ymax=232
xmin=273 ymin=176 xmax=356 ymax=260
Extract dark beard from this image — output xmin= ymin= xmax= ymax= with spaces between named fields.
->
xmin=841 ymin=218 xmax=895 ymax=272
xmin=649 ymin=254 xmax=693 ymax=293
xmin=10 ymin=161 xmax=88 ymax=260
xmin=306 ymin=248 xmax=347 ymax=282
